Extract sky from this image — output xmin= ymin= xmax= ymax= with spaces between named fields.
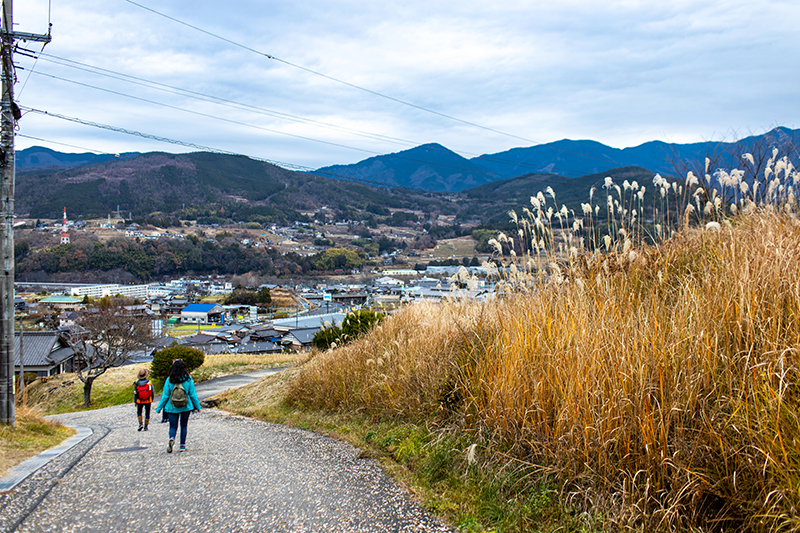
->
xmin=10 ymin=0 xmax=800 ymax=170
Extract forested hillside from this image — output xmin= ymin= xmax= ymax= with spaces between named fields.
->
xmin=16 ymin=151 xmax=457 ymax=222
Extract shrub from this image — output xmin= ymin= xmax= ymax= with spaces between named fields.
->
xmin=150 ymin=345 xmax=206 ymax=382
xmin=341 ymin=309 xmax=385 ymax=340
xmin=312 ymin=326 xmax=343 ymax=351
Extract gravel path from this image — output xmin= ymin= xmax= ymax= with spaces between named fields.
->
xmin=0 ymin=374 xmax=452 ymax=533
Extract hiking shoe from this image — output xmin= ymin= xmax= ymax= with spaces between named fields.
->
xmin=167 ymin=439 xmax=174 ymax=453
xmin=138 ymin=424 xmax=143 ymax=431
xmin=143 ymin=425 xmax=148 ymax=431
xmin=179 ymin=446 xmax=186 ymax=452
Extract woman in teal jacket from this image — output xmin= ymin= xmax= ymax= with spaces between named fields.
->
xmin=155 ymin=359 xmax=202 ymax=453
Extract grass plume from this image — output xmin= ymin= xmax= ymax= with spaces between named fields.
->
xmin=287 ymin=153 xmax=800 ymax=531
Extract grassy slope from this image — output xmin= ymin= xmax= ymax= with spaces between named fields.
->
xmin=22 ymin=352 xmax=301 ymax=416
xmin=0 ymin=406 xmax=75 ymax=478
xmin=218 ymin=209 xmax=800 ymax=532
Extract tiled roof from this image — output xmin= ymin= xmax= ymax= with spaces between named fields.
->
xmin=236 ymin=341 xmax=281 ymax=353
xmin=286 ymin=328 xmax=320 ymax=344
xmin=13 ymin=331 xmax=72 ymax=367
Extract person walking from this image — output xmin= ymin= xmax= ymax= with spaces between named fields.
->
xmin=155 ymin=359 xmax=202 ymax=453
xmin=133 ymin=368 xmax=154 ymax=431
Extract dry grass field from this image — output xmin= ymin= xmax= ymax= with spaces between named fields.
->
xmin=277 ymin=156 xmax=800 ymax=532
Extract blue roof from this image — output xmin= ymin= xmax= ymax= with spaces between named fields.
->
xmin=182 ymin=303 xmax=220 ymax=313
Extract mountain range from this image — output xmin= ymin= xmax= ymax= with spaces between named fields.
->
xmin=14 ymin=127 xmax=799 ymax=223
xmin=316 ymin=127 xmax=800 ymax=192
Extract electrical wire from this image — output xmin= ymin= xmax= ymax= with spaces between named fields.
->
xmin=29 ymin=59 xmax=609 ymax=178
xmin=20 ymin=106 xmax=306 ymax=169
xmin=122 ymin=0 xmax=622 ymax=165
xmin=29 ymin=70 xmax=383 ymax=157
xmin=17 ymin=134 xmax=120 ymax=156
xmin=27 ymin=72 xmax=557 ymax=179
xmin=37 ymin=52 xmax=419 ymax=148
xmin=18 ymin=108 xmax=415 ymax=188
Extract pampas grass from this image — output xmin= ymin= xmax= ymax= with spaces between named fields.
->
xmin=289 ymin=153 xmax=800 ymax=532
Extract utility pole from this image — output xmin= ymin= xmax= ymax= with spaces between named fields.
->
xmin=1 ymin=0 xmax=50 ymax=426
xmin=17 ymin=317 xmax=22 ymax=396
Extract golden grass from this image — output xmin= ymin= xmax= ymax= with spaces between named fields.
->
xmin=287 ymin=210 xmax=800 ymax=532
xmin=192 ymin=351 xmax=301 ymax=381
xmin=0 ymin=405 xmax=75 ymax=478
xmin=21 ymin=351 xmax=300 ymax=415
xmin=22 ymin=364 xmax=150 ymax=414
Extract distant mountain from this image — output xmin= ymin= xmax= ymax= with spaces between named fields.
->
xmin=315 ymin=143 xmax=498 ymax=192
xmin=317 ymin=127 xmax=800 ymax=192
xmin=16 ymin=146 xmax=140 ymax=172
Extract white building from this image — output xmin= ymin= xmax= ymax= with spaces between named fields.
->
xmin=69 ymin=283 xmax=153 ymax=300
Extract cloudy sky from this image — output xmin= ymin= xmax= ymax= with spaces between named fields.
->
xmin=11 ymin=0 xmax=800 ymax=169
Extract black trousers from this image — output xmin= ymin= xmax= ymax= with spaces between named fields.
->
xmin=136 ymin=402 xmax=151 ymax=419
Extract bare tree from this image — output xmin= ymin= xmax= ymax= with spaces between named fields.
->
xmin=67 ymin=298 xmax=153 ymax=407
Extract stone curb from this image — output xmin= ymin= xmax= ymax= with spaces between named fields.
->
xmin=0 ymin=426 xmax=92 ymax=493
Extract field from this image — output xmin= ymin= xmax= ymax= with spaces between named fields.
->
xmin=432 ymin=237 xmax=476 ymax=259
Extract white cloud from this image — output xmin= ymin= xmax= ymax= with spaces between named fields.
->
xmin=10 ymin=0 xmax=800 ymax=168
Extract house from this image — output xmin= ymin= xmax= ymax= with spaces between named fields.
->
xmin=272 ymin=312 xmax=345 ymax=332
xmin=125 ymin=336 xmax=175 ymax=365
xmin=375 ymin=276 xmax=403 ymax=287
xmin=122 ymin=305 xmax=155 ymax=318
xmin=241 ymin=326 xmax=283 ymax=344
xmin=235 ymin=340 xmax=282 ymax=354
xmin=58 ymin=311 xmax=82 ymax=329
xmin=14 ymin=331 xmax=78 ymax=377
xmin=180 ymin=303 xmax=225 ymax=325
xmin=164 ymin=297 xmax=190 ymax=315
xmin=278 ymin=327 xmax=320 ymax=351
xmin=180 ymin=333 xmax=231 ymax=354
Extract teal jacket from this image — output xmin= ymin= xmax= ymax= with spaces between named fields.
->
xmin=156 ymin=376 xmax=202 ymax=414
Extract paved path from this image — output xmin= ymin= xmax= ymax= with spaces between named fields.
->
xmin=0 ymin=372 xmax=451 ymax=533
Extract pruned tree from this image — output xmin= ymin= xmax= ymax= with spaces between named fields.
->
xmin=66 ymin=297 xmax=153 ymax=407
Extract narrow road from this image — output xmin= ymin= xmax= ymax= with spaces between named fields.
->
xmin=0 ymin=371 xmax=451 ymax=533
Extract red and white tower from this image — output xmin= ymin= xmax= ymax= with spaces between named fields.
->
xmin=60 ymin=208 xmax=70 ymax=244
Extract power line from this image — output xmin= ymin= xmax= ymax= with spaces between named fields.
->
xmin=121 ymin=0 xmax=624 ymax=171
xmin=38 ymin=53 xmax=421 ymax=149
xmin=29 ymin=70 xmax=384 ymax=156
xmin=121 ymin=0 xmax=549 ymax=147
xmin=26 ymin=73 xmax=549 ymax=179
xmin=20 ymin=106 xmax=307 ymax=168
xmin=28 ymin=60 xmax=611 ymax=178
xmin=16 ymin=133 xmax=119 ymax=155
xmin=17 ymin=109 xmax=416 ymax=188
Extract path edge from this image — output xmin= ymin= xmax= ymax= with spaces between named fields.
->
xmin=0 ymin=426 xmax=92 ymax=493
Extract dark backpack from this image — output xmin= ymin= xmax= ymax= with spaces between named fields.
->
xmin=171 ymin=382 xmax=188 ymax=408
xmin=135 ymin=381 xmax=152 ymax=403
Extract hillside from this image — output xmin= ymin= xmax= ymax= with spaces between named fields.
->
xmin=16 ymin=145 xmax=140 ymax=172
xmin=15 ymin=145 xmax=667 ymax=233
xmin=458 ymin=166 xmax=656 ymax=225
xmin=249 ymin=150 xmax=800 ymax=531
xmin=15 ymin=151 xmax=457 ymax=222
